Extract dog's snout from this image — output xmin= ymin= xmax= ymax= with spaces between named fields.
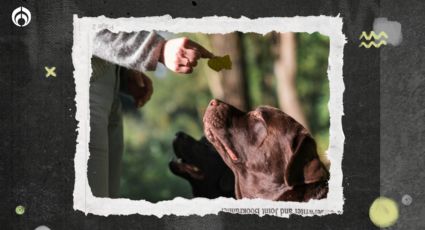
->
xmin=204 ymin=99 xmax=226 ymax=129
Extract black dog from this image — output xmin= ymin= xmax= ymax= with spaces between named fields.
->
xmin=169 ymin=132 xmax=235 ymax=198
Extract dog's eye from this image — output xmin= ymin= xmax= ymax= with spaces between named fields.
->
xmin=226 ymin=116 xmax=233 ymax=127
xmin=225 ymin=131 xmax=233 ymax=139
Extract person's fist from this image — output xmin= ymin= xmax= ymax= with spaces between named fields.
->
xmin=159 ymin=37 xmax=213 ymax=74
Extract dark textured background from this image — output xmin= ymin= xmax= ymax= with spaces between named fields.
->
xmin=0 ymin=0 xmax=422 ymax=229
xmin=380 ymin=1 xmax=425 ymax=229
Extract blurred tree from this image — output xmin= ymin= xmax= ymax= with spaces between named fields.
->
xmin=209 ymin=32 xmax=249 ymax=111
xmin=295 ymin=32 xmax=330 ymax=157
xmin=274 ymin=32 xmax=308 ymax=129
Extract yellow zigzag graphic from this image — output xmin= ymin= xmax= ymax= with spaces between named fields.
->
xmin=359 ymin=31 xmax=388 ymax=40
xmin=359 ymin=40 xmax=387 ymax=48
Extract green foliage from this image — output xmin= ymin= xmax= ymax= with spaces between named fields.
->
xmin=119 ymin=32 xmax=330 ymax=201
xmin=243 ymin=33 xmax=278 ymax=108
xmin=296 ymin=33 xmax=330 ymax=153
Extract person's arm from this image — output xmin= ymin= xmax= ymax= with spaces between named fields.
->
xmin=93 ymin=29 xmax=165 ymax=72
xmin=94 ymin=29 xmax=214 ymax=74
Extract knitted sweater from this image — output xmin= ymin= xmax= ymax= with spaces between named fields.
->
xmin=93 ymin=29 xmax=165 ymax=72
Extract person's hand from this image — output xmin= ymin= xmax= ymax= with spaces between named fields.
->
xmin=126 ymin=70 xmax=153 ymax=108
xmin=159 ymin=37 xmax=214 ymax=74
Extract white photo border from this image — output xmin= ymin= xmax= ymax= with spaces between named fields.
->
xmin=72 ymin=15 xmax=346 ymax=217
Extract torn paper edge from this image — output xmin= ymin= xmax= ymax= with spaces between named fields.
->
xmin=72 ymin=15 xmax=346 ymax=218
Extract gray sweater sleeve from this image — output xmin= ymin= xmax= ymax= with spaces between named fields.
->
xmin=93 ymin=29 xmax=166 ymax=72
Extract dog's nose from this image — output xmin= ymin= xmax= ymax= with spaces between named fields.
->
xmin=210 ymin=99 xmax=219 ymax=107
xmin=175 ymin=131 xmax=185 ymax=138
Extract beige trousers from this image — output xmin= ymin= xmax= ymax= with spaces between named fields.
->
xmin=88 ymin=57 xmax=123 ymax=198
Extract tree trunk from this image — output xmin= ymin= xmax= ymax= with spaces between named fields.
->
xmin=208 ymin=33 xmax=249 ymax=111
xmin=275 ymin=32 xmax=308 ymax=129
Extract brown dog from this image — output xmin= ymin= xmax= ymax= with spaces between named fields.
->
xmin=203 ymin=99 xmax=329 ymax=202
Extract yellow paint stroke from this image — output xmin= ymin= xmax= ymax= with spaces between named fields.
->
xmin=208 ymin=55 xmax=232 ymax=72
xmin=359 ymin=31 xmax=388 ymax=40
xmin=45 ymin=66 xmax=57 ymax=78
xmin=359 ymin=40 xmax=387 ymax=48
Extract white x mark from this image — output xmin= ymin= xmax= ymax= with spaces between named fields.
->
xmin=45 ymin=66 xmax=56 ymax=78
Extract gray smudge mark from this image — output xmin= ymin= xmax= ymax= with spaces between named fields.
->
xmin=373 ymin=18 xmax=402 ymax=46
xmin=401 ymin=194 xmax=413 ymax=206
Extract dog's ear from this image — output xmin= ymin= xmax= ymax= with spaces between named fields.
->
xmin=284 ymin=133 xmax=329 ymax=187
xmin=249 ymin=114 xmax=268 ymax=147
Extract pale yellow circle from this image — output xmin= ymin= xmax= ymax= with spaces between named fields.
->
xmin=369 ymin=197 xmax=399 ymax=228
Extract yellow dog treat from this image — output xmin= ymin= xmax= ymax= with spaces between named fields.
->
xmin=208 ymin=55 xmax=232 ymax=72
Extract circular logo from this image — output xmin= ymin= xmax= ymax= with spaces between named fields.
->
xmin=11 ymin=6 xmax=31 ymax=27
